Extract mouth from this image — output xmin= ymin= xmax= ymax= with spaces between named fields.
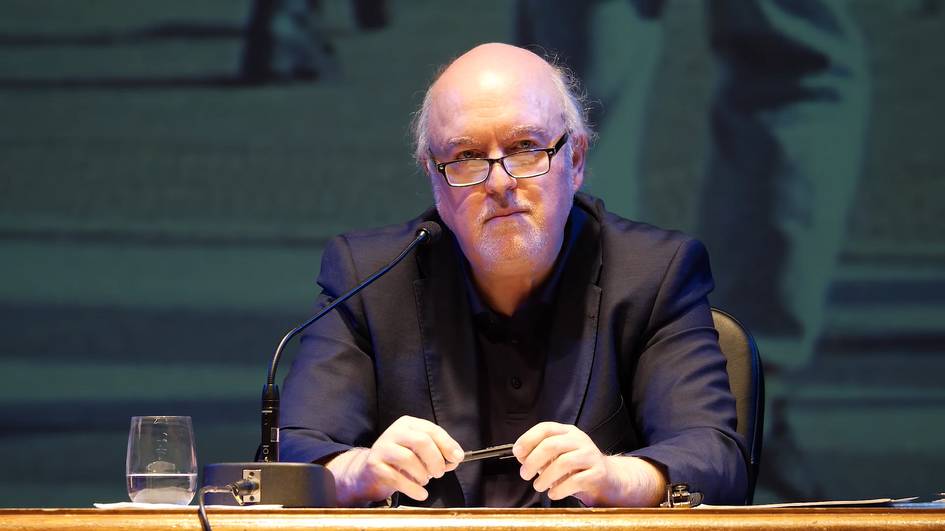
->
xmin=485 ymin=209 xmax=528 ymax=223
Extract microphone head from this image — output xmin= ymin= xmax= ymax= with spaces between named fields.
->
xmin=416 ymin=221 xmax=443 ymax=245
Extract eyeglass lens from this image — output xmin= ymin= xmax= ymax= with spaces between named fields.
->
xmin=446 ymin=151 xmax=550 ymax=185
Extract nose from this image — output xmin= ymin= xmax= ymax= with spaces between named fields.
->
xmin=482 ymin=159 xmax=517 ymax=196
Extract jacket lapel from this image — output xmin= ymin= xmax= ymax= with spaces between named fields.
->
xmin=414 ymin=234 xmax=483 ymax=506
xmin=536 ymin=207 xmax=603 ymax=426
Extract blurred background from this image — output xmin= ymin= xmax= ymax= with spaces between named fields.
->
xmin=1 ymin=0 xmax=942 ymax=507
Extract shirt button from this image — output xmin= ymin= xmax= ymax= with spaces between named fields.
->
xmin=510 ymin=376 xmax=522 ymax=389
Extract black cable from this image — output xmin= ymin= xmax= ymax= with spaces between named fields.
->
xmin=265 ymin=230 xmax=429 ymax=387
xmin=197 ymin=485 xmax=229 ymax=531
xmin=197 ymin=479 xmax=259 ymax=531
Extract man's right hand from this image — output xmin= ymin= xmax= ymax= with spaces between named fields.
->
xmin=323 ymin=416 xmax=464 ymax=506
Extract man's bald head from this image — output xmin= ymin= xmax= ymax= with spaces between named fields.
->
xmin=411 ymin=43 xmax=590 ymax=286
xmin=412 ymin=43 xmax=591 ymax=166
xmin=436 ymin=42 xmax=550 ymax=89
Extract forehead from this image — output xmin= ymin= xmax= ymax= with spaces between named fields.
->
xmin=427 ymin=68 xmax=563 ymax=147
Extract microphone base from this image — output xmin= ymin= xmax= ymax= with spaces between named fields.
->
xmin=202 ymin=462 xmax=336 ymax=507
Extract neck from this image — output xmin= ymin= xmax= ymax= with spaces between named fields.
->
xmin=471 ymin=263 xmax=554 ymax=317
xmin=468 ymin=226 xmax=565 ymax=315
xmin=462 ymin=214 xmax=571 ymax=316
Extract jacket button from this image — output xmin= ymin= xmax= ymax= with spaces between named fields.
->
xmin=510 ymin=376 xmax=522 ymax=389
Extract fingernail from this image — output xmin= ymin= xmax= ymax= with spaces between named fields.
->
xmin=451 ymin=449 xmax=464 ymax=462
xmin=520 ymin=466 xmax=529 ymax=480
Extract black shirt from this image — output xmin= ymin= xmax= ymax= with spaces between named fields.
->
xmin=460 ymin=213 xmax=582 ymax=507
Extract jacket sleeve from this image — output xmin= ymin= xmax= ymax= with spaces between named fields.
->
xmin=279 ymin=235 xmax=379 ymax=464
xmin=627 ymin=238 xmax=749 ymax=505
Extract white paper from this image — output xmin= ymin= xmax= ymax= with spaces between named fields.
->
xmin=94 ymin=502 xmax=283 ymax=509
xmin=696 ymin=497 xmax=917 ymax=509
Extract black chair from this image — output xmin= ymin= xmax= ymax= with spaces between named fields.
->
xmin=711 ymin=308 xmax=765 ymax=505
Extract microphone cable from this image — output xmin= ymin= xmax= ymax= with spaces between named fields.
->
xmin=196 ymin=478 xmax=259 ymax=531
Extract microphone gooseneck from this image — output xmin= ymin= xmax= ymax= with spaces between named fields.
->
xmin=259 ymin=221 xmax=442 ymax=463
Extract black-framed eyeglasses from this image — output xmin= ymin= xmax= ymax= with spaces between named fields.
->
xmin=430 ymin=132 xmax=569 ymax=188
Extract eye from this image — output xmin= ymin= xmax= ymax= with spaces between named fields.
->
xmin=511 ymin=139 xmax=538 ymax=152
xmin=456 ymin=150 xmax=482 ymax=160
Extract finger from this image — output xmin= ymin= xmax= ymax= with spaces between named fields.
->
xmin=377 ymin=442 xmax=431 ymax=486
xmin=520 ymin=432 xmax=579 ymax=481
xmin=397 ymin=430 xmax=448 ymax=479
xmin=418 ymin=422 xmax=465 ymax=464
xmin=513 ymin=422 xmax=570 ymax=463
xmin=378 ymin=462 xmax=429 ymax=501
xmin=532 ymin=447 xmax=590 ymax=493
xmin=393 ymin=468 xmax=429 ymax=501
xmin=392 ymin=416 xmax=464 ymax=464
xmin=547 ymin=467 xmax=601 ymax=501
xmin=384 ymin=415 xmax=418 ymax=435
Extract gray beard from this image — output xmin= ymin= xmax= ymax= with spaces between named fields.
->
xmin=473 ymin=224 xmax=551 ymax=274
xmin=431 ymin=176 xmax=574 ymax=275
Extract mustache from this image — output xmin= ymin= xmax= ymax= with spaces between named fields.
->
xmin=478 ymin=200 xmax=530 ymax=223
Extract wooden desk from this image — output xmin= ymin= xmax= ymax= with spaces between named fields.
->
xmin=1 ymin=507 xmax=944 ymax=531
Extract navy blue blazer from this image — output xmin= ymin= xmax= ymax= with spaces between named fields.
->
xmin=281 ymin=193 xmax=748 ymax=506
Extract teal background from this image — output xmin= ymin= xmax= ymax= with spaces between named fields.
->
xmin=1 ymin=0 xmax=943 ymax=506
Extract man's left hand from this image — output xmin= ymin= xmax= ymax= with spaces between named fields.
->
xmin=513 ymin=422 xmax=666 ymax=507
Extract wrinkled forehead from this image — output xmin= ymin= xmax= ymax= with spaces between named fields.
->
xmin=426 ymin=65 xmax=565 ymax=148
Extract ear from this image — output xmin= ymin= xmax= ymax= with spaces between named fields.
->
xmin=568 ymin=134 xmax=588 ymax=192
xmin=425 ymin=156 xmax=449 ymax=204
xmin=420 ymin=154 xmax=438 ymax=180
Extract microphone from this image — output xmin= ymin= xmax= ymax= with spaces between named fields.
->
xmin=416 ymin=220 xmax=443 ymax=245
xmin=260 ymin=221 xmax=441 ymax=462
xmin=202 ymin=221 xmax=442 ymax=507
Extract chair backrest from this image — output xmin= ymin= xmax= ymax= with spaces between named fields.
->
xmin=711 ymin=308 xmax=764 ymax=505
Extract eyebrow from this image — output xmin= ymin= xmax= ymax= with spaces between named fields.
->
xmin=444 ymin=136 xmax=479 ymax=148
xmin=443 ymin=125 xmax=551 ymax=149
xmin=501 ymin=125 xmax=550 ymax=141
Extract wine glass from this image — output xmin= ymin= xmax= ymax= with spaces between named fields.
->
xmin=126 ymin=416 xmax=197 ymax=504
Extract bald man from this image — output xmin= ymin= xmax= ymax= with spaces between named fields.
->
xmin=280 ymin=43 xmax=747 ymax=507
